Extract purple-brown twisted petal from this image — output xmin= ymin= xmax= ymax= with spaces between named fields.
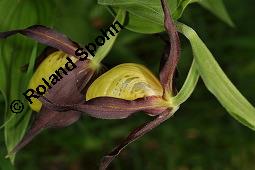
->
xmin=159 ymin=0 xmax=181 ymax=95
xmin=0 ymin=25 xmax=80 ymax=56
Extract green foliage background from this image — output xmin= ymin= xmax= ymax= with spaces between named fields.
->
xmin=0 ymin=0 xmax=255 ymax=169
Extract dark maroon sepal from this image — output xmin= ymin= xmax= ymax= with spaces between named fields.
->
xmin=0 ymin=25 xmax=80 ymax=56
xmin=159 ymin=0 xmax=181 ymax=94
xmin=39 ymin=96 xmax=168 ymax=119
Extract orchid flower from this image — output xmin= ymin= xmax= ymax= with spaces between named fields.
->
xmin=0 ymin=0 xmax=185 ymax=169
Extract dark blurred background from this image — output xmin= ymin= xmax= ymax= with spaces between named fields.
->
xmin=1 ymin=0 xmax=255 ymax=169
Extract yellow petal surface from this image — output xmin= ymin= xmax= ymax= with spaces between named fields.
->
xmin=28 ymin=51 xmax=78 ymax=112
xmin=86 ymin=63 xmax=163 ymax=101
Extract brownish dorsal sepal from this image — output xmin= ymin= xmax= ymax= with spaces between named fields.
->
xmin=159 ymin=0 xmax=181 ymax=98
xmin=0 ymin=25 xmax=80 ymax=57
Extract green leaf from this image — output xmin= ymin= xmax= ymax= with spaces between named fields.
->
xmin=199 ymin=0 xmax=234 ymax=27
xmin=99 ymin=0 xmax=196 ymax=19
xmin=4 ymin=44 xmax=37 ymax=162
xmin=98 ymin=0 xmax=196 ymax=34
xmin=177 ymin=22 xmax=255 ymax=130
xmin=109 ymin=7 xmax=163 ymax=34
xmin=0 ymin=0 xmax=39 ymax=162
xmin=0 ymin=0 xmax=57 ymax=161
xmin=99 ymin=0 xmax=233 ymax=33
xmin=172 ymin=59 xmax=199 ymax=106
xmin=127 ymin=13 xmax=163 ymax=33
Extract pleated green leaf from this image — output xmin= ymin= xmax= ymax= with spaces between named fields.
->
xmin=98 ymin=0 xmax=196 ymax=33
xmin=177 ymin=22 xmax=255 ymax=130
xmin=99 ymin=0 xmax=233 ymax=34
